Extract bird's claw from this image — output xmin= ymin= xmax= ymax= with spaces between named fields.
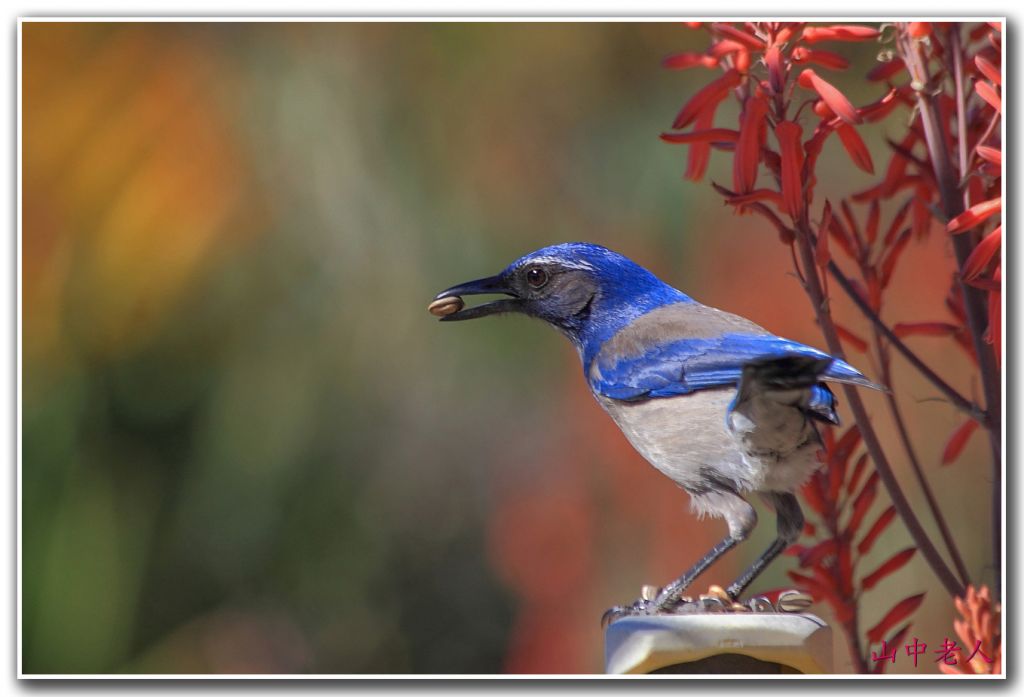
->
xmin=601 ymin=585 xmax=692 ymax=628
xmin=600 ymin=597 xmax=658 ymax=628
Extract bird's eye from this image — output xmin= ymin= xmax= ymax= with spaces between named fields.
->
xmin=526 ymin=267 xmax=548 ymax=289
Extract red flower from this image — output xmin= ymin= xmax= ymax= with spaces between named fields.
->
xmin=941 ymin=419 xmax=980 ymax=465
xmin=660 ymin=128 xmax=739 ymax=144
xmin=867 ymin=593 xmax=926 ymax=644
xmin=974 ymin=55 xmax=1001 ymax=85
xmin=907 ymin=22 xmax=931 ymax=38
xmin=792 ymin=46 xmax=849 ymax=70
xmin=835 ymin=122 xmax=875 ymax=174
xmin=801 ymin=24 xmax=880 ymax=43
xmin=709 ymin=39 xmax=750 ymax=59
xmin=861 ymin=548 xmax=917 ymax=590
xmin=976 ymin=145 xmax=1002 ymax=167
xmin=775 ymin=121 xmax=805 ymax=218
xmin=733 ymin=93 xmax=769 ymax=193
xmin=976 ymin=81 xmax=1001 ymax=113
xmin=857 ymin=506 xmax=897 ymax=555
xmin=859 ymin=88 xmax=904 ymax=123
xmin=721 ymin=188 xmax=785 ymax=207
xmin=662 ymin=52 xmax=719 ymax=70
xmin=684 ymin=110 xmax=717 ymax=181
xmin=671 ymin=68 xmax=742 ymax=129
xmin=798 ymin=69 xmax=861 ymax=124
xmin=892 ymin=322 xmax=959 ymax=339
xmin=813 ymin=99 xmax=835 ymax=120
xmin=867 ymin=58 xmax=905 ymax=82
xmin=947 ymin=197 xmax=1001 ymax=234
xmin=710 ymin=23 xmax=765 ymax=50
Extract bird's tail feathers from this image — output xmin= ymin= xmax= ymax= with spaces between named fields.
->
xmin=738 ymin=354 xmax=833 ymax=395
xmin=734 ymin=354 xmax=854 ymax=426
xmin=822 ymin=356 xmax=888 ymax=392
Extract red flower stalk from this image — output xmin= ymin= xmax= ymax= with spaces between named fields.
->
xmin=662 ymin=20 xmax=1002 ymax=673
xmin=787 ymin=426 xmax=924 ymax=673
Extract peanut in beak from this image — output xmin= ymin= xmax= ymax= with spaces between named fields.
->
xmin=428 ymin=296 xmax=464 ymax=317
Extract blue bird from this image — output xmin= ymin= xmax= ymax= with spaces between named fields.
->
xmin=432 ymin=242 xmax=880 ymax=625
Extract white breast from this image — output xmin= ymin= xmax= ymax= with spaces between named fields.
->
xmin=596 ymin=389 xmax=822 ymax=496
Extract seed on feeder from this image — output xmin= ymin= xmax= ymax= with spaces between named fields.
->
xmin=705 ymin=585 xmax=731 ymax=602
xmin=776 ymin=590 xmax=814 ymax=613
xmin=699 ymin=596 xmax=728 ymax=612
xmin=428 ymin=296 xmax=464 ymax=317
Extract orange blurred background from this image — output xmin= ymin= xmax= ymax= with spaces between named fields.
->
xmin=22 ymin=21 xmax=993 ymax=674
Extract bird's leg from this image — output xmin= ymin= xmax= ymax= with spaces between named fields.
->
xmin=602 ymin=537 xmax=740 ymax=627
xmin=651 ymin=535 xmax=739 ymax=607
xmin=602 ymin=492 xmax=756 ymax=627
xmin=725 ymin=492 xmax=804 ymax=600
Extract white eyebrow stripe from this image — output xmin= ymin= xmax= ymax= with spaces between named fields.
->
xmin=520 ymin=256 xmax=595 ymax=271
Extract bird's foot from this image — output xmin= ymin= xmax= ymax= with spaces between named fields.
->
xmin=598 ymin=593 xmax=659 ymax=626
xmin=601 ymin=585 xmax=685 ymax=628
xmin=601 ymin=587 xmax=816 ymax=627
xmin=725 ymin=582 xmax=743 ymax=601
xmin=600 ymin=601 xmax=650 ymax=629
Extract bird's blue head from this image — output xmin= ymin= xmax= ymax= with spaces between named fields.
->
xmin=432 ymin=242 xmax=691 ymax=356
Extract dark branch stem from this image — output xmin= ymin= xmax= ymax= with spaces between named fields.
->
xmin=950 ymin=32 xmax=970 ymax=182
xmin=826 ymin=260 xmax=987 ymax=424
xmin=794 ymin=216 xmax=965 ymax=599
xmin=844 ymin=618 xmax=868 ymax=674
xmin=871 ymin=330 xmax=972 ymax=587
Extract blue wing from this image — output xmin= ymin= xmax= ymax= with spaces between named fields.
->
xmin=589 ymin=332 xmax=879 ymax=401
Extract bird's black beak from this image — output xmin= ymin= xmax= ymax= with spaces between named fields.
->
xmin=431 ymin=274 xmax=522 ymax=321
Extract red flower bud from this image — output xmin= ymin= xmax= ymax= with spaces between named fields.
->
xmin=801 ymin=24 xmax=880 ymax=43
xmin=792 ymin=47 xmax=850 ymax=70
xmin=798 ymin=69 xmax=861 ymax=124
xmin=774 ymin=121 xmax=805 ymax=218
xmin=908 ymin=22 xmax=931 ymax=38
xmin=672 ymin=69 xmax=742 ymax=129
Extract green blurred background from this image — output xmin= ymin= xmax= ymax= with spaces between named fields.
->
xmin=22 ymin=21 xmax=993 ymax=674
